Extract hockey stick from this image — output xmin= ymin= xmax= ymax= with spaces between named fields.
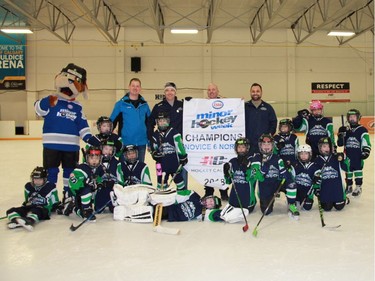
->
xmin=0 ymin=215 xmax=7 ymax=220
xmin=316 ymin=195 xmax=341 ymax=229
xmin=229 ymin=173 xmax=249 ymax=232
xmin=165 ymin=164 xmax=183 ymax=189
xmin=70 ymin=199 xmax=112 ymax=232
xmin=152 ymin=172 xmax=180 ymax=235
xmin=252 ymin=178 xmax=286 ymax=237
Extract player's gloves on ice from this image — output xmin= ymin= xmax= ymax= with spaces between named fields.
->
xmin=361 ymin=147 xmax=371 ymax=160
xmin=179 ymin=154 xmax=188 ymax=166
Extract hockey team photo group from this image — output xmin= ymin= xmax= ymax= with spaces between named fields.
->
xmin=3 ymin=63 xmax=373 ymax=238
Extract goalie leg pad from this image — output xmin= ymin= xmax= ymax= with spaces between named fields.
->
xmin=113 ymin=205 xmax=153 ymax=223
xmin=149 ymin=190 xmax=177 ymax=207
xmin=220 ymin=204 xmax=249 ymax=223
xmin=113 ymin=184 xmax=150 ymax=206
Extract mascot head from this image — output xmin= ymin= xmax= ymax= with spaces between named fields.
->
xmin=54 ymin=63 xmax=88 ymax=100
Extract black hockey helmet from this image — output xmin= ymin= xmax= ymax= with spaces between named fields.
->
xmin=157 ymin=111 xmax=170 ymax=131
xmin=30 ymin=166 xmax=48 ymax=187
xmin=346 ymin=109 xmax=361 ymax=126
xmin=278 ymin=118 xmax=293 ymax=135
xmin=100 ymin=139 xmax=116 ymax=162
xmin=318 ymin=137 xmax=332 ymax=156
xmin=96 ymin=116 xmax=113 ymax=134
xmin=234 ymin=137 xmax=250 ymax=156
xmin=123 ymin=145 xmax=138 ymax=164
xmin=201 ymin=195 xmax=222 ymax=209
xmin=258 ymin=133 xmax=274 ymax=156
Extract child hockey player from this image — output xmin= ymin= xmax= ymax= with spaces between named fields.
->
xmin=273 ymin=118 xmax=299 ymax=168
xmin=292 ymin=100 xmax=336 ymax=158
xmin=6 ymin=167 xmax=58 ymax=231
xmin=250 ymin=134 xmax=299 ymax=219
xmin=93 ymin=116 xmax=123 ymax=157
xmin=150 ymin=112 xmax=188 ymax=190
xmin=67 ymin=146 xmax=105 ymax=221
xmin=337 ymin=109 xmax=371 ymax=196
xmin=314 ymin=137 xmax=349 ymax=211
xmin=220 ymin=137 xmax=256 ymax=223
xmin=292 ymin=144 xmax=321 ymax=211
xmin=117 ymin=145 xmax=152 ymax=186
xmin=94 ymin=139 xmax=119 ymax=213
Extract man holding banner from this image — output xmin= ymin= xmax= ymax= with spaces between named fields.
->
xmin=183 ymin=84 xmax=246 ymax=200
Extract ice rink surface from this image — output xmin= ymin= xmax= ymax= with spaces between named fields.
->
xmin=0 ymin=139 xmax=373 ymax=281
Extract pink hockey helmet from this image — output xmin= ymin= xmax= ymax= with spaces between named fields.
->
xmin=310 ymin=100 xmax=323 ymax=110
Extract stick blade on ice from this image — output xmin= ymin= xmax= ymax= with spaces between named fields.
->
xmin=242 ymin=224 xmax=249 ymax=232
xmin=153 ymin=225 xmax=180 ymax=235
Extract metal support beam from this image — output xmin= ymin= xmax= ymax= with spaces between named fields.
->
xmin=290 ymin=0 xmax=365 ymax=44
xmin=3 ymin=0 xmax=75 ymax=44
xmin=72 ymin=0 xmax=121 ymax=44
xmin=249 ymin=0 xmax=286 ymax=44
xmin=146 ymin=0 xmax=165 ymax=43
xmin=206 ymin=0 xmax=222 ymax=43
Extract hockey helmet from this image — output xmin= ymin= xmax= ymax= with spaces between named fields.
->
xmin=157 ymin=111 xmax=170 ymax=132
xmin=201 ymin=195 xmax=222 ymax=209
xmin=96 ymin=116 xmax=113 ymax=135
xmin=123 ymin=145 xmax=138 ymax=164
xmin=278 ymin=118 xmax=293 ymax=136
xmin=258 ymin=133 xmax=274 ymax=156
xmin=55 ymin=63 xmax=88 ymax=100
xmin=30 ymin=166 xmax=48 ymax=187
xmin=296 ymin=144 xmax=312 ymax=163
xmin=310 ymin=100 xmax=323 ymax=111
xmin=85 ymin=146 xmax=102 ymax=168
xmin=346 ymin=109 xmax=361 ymax=126
xmin=318 ymin=137 xmax=332 ymax=156
xmin=100 ymin=139 xmax=116 ymax=162
xmin=235 ymin=137 xmax=250 ymax=156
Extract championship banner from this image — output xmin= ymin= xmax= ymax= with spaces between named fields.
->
xmin=0 ymin=34 xmax=26 ymax=90
xmin=183 ymin=98 xmax=245 ymax=189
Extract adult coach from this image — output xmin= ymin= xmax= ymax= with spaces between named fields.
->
xmin=245 ymin=83 xmax=277 ymax=155
xmin=110 ymin=78 xmax=151 ymax=162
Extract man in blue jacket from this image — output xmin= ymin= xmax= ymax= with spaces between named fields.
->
xmin=245 ymin=83 xmax=277 ymax=155
xmin=110 ymin=78 xmax=151 ymax=162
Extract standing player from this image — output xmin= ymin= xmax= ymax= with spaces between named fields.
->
xmin=150 ymin=112 xmax=188 ymax=190
xmin=6 ymin=167 xmax=58 ymax=231
xmin=337 ymin=109 xmax=371 ymax=196
xmin=273 ymin=119 xmax=299 ymax=168
xmin=67 ymin=146 xmax=105 ymax=221
xmin=117 ymin=145 xmax=152 ymax=186
xmin=314 ymin=137 xmax=349 ymax=211
xmin=293 ymin=100 xmax=336 ymax=158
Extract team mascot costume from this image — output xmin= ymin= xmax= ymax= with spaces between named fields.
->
xmin=35 ymin=63 xmax=100 ymax=213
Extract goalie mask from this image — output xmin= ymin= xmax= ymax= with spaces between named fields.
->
xmin=85 ymin=146 xmax=102 ymax=168
xmin=201 ymin=195 xmax=222 ymax=209
xmin=30 ymin=166 xmax=48 ymax=187
xmin=123 ymin=145 xmax=138 ymax=164
xmin=54 ymin=63 xmax=88 ymax=101
xmin=297 ymin=144 xmax=312 ymax=163
xmin=258 ymin=134 xmax=274 ymax=156
xmin=96 ymin=116 xmax=113 ymax=137
xmin=157 ymin=111 xmax=170 ymax=132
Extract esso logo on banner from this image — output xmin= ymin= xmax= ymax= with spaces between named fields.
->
xmin=212 ymin=100 xmax=224 ymax=109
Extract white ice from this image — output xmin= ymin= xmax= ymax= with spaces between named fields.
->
xmin=0 ymin=139 xmax=374 ymax=281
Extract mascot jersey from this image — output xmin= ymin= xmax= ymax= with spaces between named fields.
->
xmin=35 ymin=96 xmax=92 ymax=152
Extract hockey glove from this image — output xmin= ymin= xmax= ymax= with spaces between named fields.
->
xmin=361 ymin=147 xmax=371 ymax=159
xmin=337 ymin=126 xmax=347 ymax=140
xmin=336 ymin=152 xmax=344 ymax=162
xmin=313 ymin=185 xmax=321 ymax=197
xmin=184 ymin=96 xmax=193 ymax=101
xmin=179 ymin=154 xmax=188 ymax=166
xmin=297 ymin=109 xmax=310 ymax=118
xmin=151 ymin=151 xmax=164 ymax=161
xmin=276 ymin=138 xmax=285 ymax=150
xmin=312 ymin=174 xmax=322 ymax=186
xmin=223 ymin=163 xmax=231 ymax=178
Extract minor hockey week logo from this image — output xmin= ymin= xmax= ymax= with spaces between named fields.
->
xmin=57 ymin=109 xmax=77 ymax=121
xmin=190 ymin=110 xmax=237 ymax=129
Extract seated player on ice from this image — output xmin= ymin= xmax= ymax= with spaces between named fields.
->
xmin=6 ymin=167 xmax=58 ymax=231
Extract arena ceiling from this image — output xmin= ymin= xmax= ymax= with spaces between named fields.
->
xmin=0 ymin=0 xmax=373 ymax=45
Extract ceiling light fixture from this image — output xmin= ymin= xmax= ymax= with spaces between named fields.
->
xmin=1 ymin=28 xmax=33 ymax=34
xmin=171 ymin=29 xmax=198 ymax=34
xmin=327 ymin=31 xmax=355 ymax=37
